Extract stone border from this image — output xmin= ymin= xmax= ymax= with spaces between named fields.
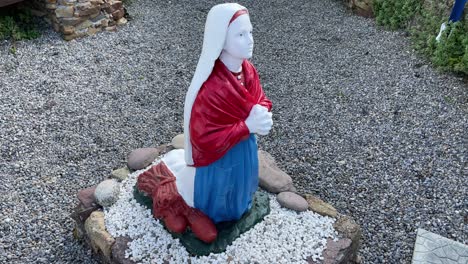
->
xmin=28 ymin=0 xmax=127 ymax=40
xmin=71 ymin=142 xmax=362 ymax=263
xmin=72 ymin=203 xmax=361 ymax=263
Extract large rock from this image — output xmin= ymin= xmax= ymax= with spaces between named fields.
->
xmin=59 ymin=17 xmax=85 ymax=26
xmin=75 ymin=20 xmax=93 ymax=31
xmin=94 ymin=179 xmax=121 ymax=207
xmin=258 ymin=150 xmax=295 ymax=193
xmin=277 ymin=191 xmax=308 ymax=212
xmin=70 ymin=201 xmax=102 ymax=240
xmin=171 ymin=134 xmax=184 ymax=149
xmin=112 ymin=10 xmax=125 ymax=21
xmin=71 ymin=185 xmax=102 ymax=240
xmin=103 ymin=0 xmax=123 ymax=13
xmin=111 ymin=236 xmax=135 ymax=264
xmin=334 ymin=215 xmax=362 ymax=261
xmin=308 ymin=216 xmax=362 ymax=264
xmin=344 ymin=0 xmax=374 ymax=18
xmin=60 ymin=25 xmax=75 ymax=35
xmin=155 ymin=144 xmax=174 ymax=156
xmin=309 ymin=238 xmax=354 ymax=264
xmin=85 ymin=211 xmax=116 ymax=261
xmin=71 ymin=201 xmax=101 ymax=225
xmin=111 ymin=167 xmax=130 ymax=181
xmin=127 ymin=148 xmax=160 ymax=170
xmin=78 ymin=185 xmax=97 ymax=208
xmin=305 ymin=194 xmax=338 ymax=218
xmin=58 ymin=0 xmax=76 ymax=6
xmin=74 ymin=2 xmax=99 ymax=17
xmin=55 ymin=6 xmax=74 ymax=18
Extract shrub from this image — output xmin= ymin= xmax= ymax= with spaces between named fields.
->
xmin=373 ymin=0 xmax=468 ymax=75
xmin=0 ymin=7 xmax=40 ymax=41
xmin=374 ymin=0 xmax=422 ymax=30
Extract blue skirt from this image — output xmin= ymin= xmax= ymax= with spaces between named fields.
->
xmin=194 ymin=134 xmax=259 ymax=223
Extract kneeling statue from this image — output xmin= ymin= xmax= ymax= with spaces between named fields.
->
xmin=137 ymin=3 xmax=273 ymax=243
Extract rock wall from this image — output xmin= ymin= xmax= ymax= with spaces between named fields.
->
xmin=32 ymin=0 xmax=126 ymax=40
xmin=344 ymin=0 xmax=374 ymax=18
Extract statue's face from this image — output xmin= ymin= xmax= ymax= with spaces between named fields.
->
xmin=223 ymin=14 xmax=254 ymax=59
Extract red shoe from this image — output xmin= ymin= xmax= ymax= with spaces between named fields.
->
xmin=164 ymin=213 xmax=188 ymax=233
xmin=185 ymin=208 xmax=218 ymax=243
xmin=137 ymin=162 xmax=218 ymax=243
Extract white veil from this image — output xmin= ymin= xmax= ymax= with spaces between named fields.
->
xmin=183 ymin=3 xmax=246 ymax=165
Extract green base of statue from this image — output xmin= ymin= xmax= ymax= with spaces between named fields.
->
xmin=133 ymin=186 xmax=270 ymax=256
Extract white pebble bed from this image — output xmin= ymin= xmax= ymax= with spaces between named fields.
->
xmin=105 ymin=160 xmax=337 ymax=264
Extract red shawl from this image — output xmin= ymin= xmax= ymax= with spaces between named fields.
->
xmin=189 ymin=59 xmax=272 ymax=167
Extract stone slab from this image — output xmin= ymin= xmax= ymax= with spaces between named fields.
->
xmin=412 ymin=228 xmax=468 ymax=264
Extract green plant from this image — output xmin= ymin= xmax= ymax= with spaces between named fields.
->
xmin=0 ymin=7 xmax=40 ymax=41
xmin=433 ymin=22 xmax=467 ymax=72
xmin=9 ymin=45 xmax=16 ymax=54
xmin=374 ymin=0 xmax=422 ymax=30
xmin=373 ymin=0 xmax=468 ymax=76
xmin=462 ymin=40 xmax=468 ymax=73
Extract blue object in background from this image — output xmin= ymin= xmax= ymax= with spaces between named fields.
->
xmin=449 ymin=0 xmax=467 ymax=22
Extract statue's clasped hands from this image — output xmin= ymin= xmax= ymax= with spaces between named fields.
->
xmin=245 ymin=104 xmax=273 ymax=136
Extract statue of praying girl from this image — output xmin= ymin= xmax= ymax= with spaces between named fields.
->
xmin=137 ymin=3 xmax=273 ymax=243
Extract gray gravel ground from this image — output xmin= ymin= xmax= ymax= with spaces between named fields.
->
xmin=0 ymin=0 xmax=467 ymax=263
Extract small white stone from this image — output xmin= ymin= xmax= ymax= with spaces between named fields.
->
xmin=117 ymin=17 xmax=127 ymax=25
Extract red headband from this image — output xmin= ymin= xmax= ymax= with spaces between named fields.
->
xmin=229 ymin=9 xmax=249 ymax=24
